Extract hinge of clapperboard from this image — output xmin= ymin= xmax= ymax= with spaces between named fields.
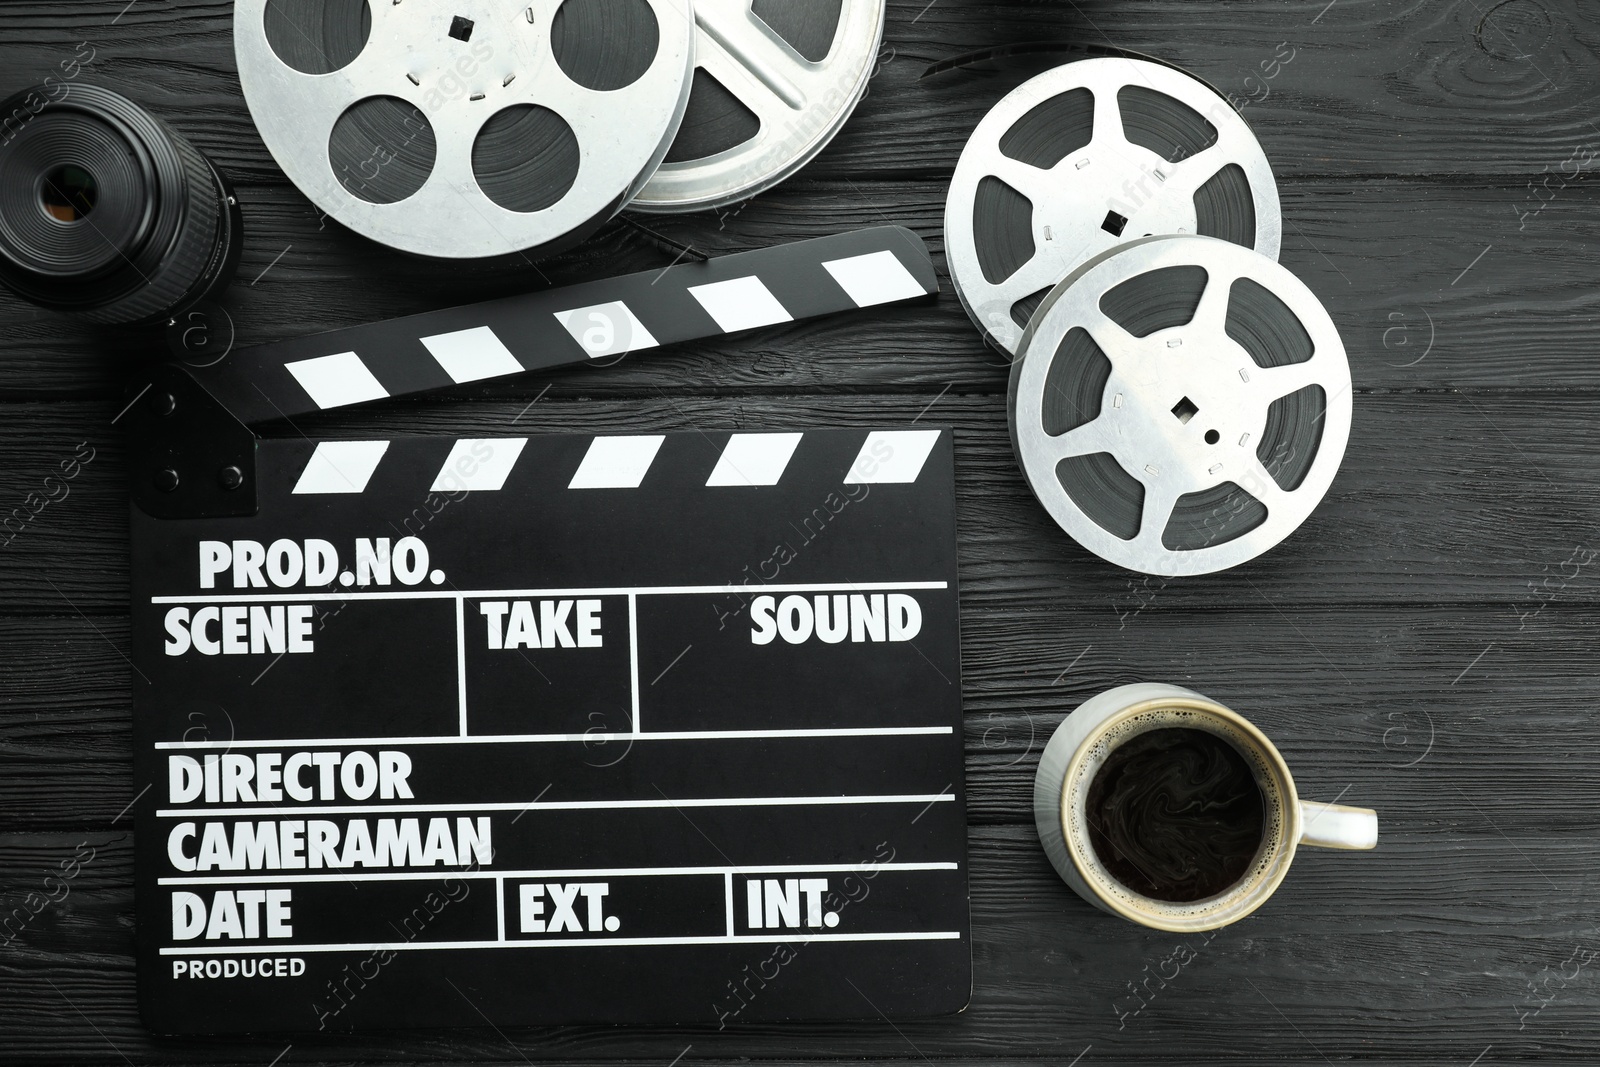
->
xmin=120 ymin=226 xmax=939 ymax=521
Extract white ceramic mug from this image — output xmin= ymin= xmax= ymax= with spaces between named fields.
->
xmin=1034 ymin=683 xmax=1377 ymax=931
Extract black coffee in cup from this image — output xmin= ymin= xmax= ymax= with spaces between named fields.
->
xmin=1084 ymin=727 xmax=1265 ymax=902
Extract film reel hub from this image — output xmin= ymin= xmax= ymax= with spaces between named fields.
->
xmin=374 ymin=1 xmax=530 ymax=96
xmin=1065 ymin=323 xmax=1275 ymax=500
xmin=948 ymin=58 xmax=1281 ymax=354
xmin=1009 ymin=235 xmax=1350 ymax=576
xmin=236 ymin=0 xmax=693 ymax=258
xmin=1016 ymin=147 xmax=1199 ymax=274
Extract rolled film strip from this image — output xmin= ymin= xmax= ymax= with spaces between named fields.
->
xmin=1008 ymin=235 xmax=1350 ymax=576
xmin=0 ymin=83 xmax=243 ymax=325
xmin=234 ymin=0 xmax=693 ymax=259
xmin=184 ymin=225 xmax=936 ymax=426
xmin=632 ymin=0 xmax=885 ymax=212
xmin=947 ymin=57 xmax=1281 ymax=355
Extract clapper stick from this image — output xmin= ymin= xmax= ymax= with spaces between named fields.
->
xmin=196 ymin=225 xmax=935 ymax=426
xmin=124 ymin=226 xmax=936 ymax=521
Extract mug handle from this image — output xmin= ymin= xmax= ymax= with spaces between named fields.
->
xmin=1299 ymin=800 xmax=1379 ymax=850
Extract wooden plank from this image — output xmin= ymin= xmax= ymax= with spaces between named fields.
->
xmin=1 ymin=601 xmax=1588 ymax=829
xmin=0 ymin=391 xmax=1593 ymax=613
xmin=0 ymin=827 xmax=1595 ymax=1060
xmin=1 ymin=178 xmax=1596 ymax=397
xmin=0 ymin=0 xmax=1594 ymax=186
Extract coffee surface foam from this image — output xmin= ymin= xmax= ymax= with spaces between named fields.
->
xmin=1066 ymin=706 xmax=1289 ymax=923
xmin=1085 ymin=726 xmax=1265 ymax=902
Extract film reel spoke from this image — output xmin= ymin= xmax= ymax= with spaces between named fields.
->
xmin=1087 ymin=83 xmax=1129 ymax=154
xmin=1258 ymin=359 xmax=1328 ymax=403
xmin=1037 ymin=419 xmax=1115 ymax=464
xmin=1133 ymin=478 xmax=1184 ymax=549
xmin=1079 ymin=313 xmax=1142 ymax=368
xmin=963 ymin=239 xmax=1069 ymax=348
xmin=718 ymin=4 xmax=817 ymax=104
xmin=692 ymin=18 xmax=802 ymax=140
xmin=635 ymin=0 xmax=885 ymax=211
xmin=1243 ymin=458 xmax=1290 ymax=509
xmin=291 ymin=66 xmax=380 ymax=134
xmin=987 ymin=155 xmax=1056 ymax=208
xmin=1002 ymin=244 xmax=1083 ymax=315
xmin=1158 ymin=128 xmax=1245 ymax=204
xmin=1185 ymin=267 xmax=1236 ymax=336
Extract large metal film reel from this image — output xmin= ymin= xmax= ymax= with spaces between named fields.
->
xmin=948 ymin=57 xmax=1281 ymax=355
xmin=235 ymin=0 xmax=693 ymax=258
xmin=1009 ymin=235 xmax=1350 ymax=576
xmin=631 ymin=0 xmax=885 ymax=212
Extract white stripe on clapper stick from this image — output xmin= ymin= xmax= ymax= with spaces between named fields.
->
xmin=284 ymin=351 xmax=389 ymax=409
xmin=844 ymin=430 xmax=941 ymax=484
xmin=687 ymin=276 xmax=793 ymax=332
xmin=822 ymin=250 xmax=928 ymax=306
xmin=705 ymin=433 xmax=803 ymax=487
xmin=292 ymin=441 xmax=390 ymax=494
xmin=430 ymin=439 xmax=528 ymax=492
xmin=420 ymin=326 xmax=524 ymax=384
xmin=553 ymin=301 xmax=661 ymax=359
xmin=568 ymin=436 xmax=666 ymax=489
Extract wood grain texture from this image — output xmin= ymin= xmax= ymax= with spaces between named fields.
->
xmin=0 ymin=0 xmax=1596 ymax=184
xmin=0 ymin=178 xmax=1597 ymax=397
xmin=1 ymin=392 xmax=1596 ymax=612
xmin=0 ymin=603 xmax=1593 ymax=830
xmin=1 ymin=828 xmax=1597 ymax=1061
xmin=1 ymin=0 xmax=1598 ymax=1060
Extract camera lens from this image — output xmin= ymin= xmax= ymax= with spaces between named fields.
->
xmin=0 ymin=83 xmax=243 ymax=325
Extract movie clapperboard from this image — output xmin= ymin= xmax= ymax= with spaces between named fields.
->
xmin=125 ymin=227 xmax=972 ymax=1033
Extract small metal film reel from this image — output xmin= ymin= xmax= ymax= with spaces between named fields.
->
xmin=1008 ymin=235 xmax=1350 ymax=576
xmin=948 ymin=57 xmax=1281 ymax=355
xmin=632 ymin=0 xmax=885 ymax=212
xmin=235 ymin=0 xmax=693 ymax=259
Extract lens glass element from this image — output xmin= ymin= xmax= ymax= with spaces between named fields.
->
xmin=40 ymin=164 xmax=98 ymax=222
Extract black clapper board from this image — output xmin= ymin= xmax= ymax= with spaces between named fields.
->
xmin=125 ymin=229 xmax=970 ymax=1033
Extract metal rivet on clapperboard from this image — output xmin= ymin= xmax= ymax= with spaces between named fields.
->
xmin=152 ymin=392 xmax=177 ymax=417
xmin=218 ymin=466 xmax=244 ymax=491
xmin=153 ymin=468 xmax=180 ymax=493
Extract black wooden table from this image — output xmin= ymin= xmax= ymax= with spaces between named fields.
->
xmin=3 ymin=0 xmax=1598 ymax=1062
